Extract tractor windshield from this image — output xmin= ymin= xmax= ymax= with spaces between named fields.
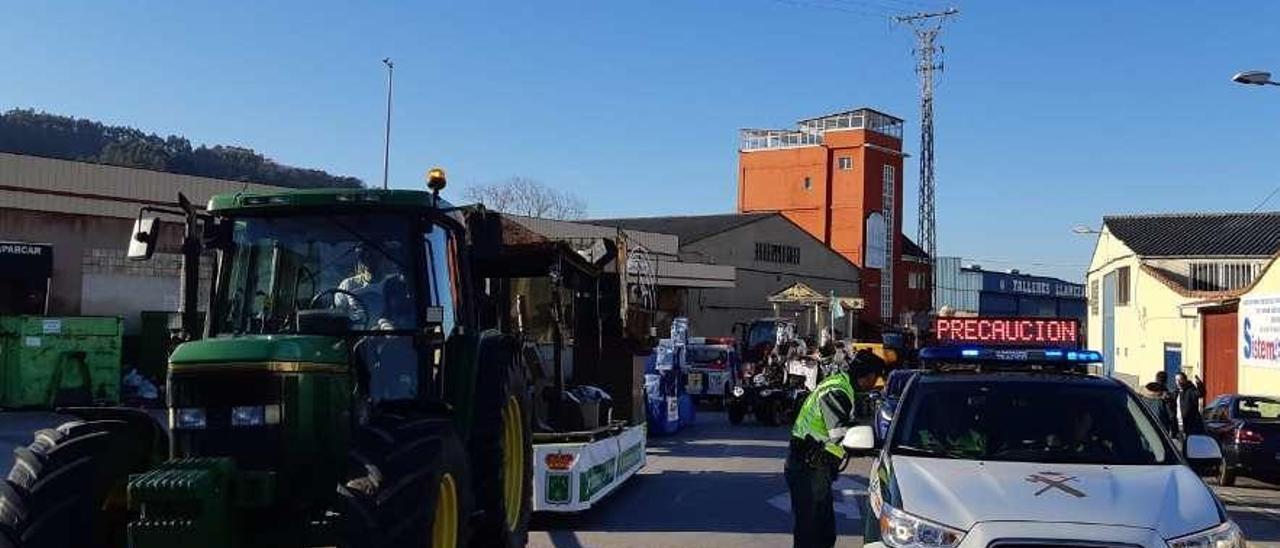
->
xmin=213 ymin=213 xmax=433 ymax=336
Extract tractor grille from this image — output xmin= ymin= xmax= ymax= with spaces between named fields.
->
xmin=170 ymin=368 xmax=285 ymax=470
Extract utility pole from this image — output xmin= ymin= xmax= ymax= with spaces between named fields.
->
xmin=381 ymin=58 xmax=394 ymax=190
xmin=896 ymin=8 xmax=957 ymax=309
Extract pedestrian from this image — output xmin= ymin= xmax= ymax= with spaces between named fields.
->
xmin=785 ymin=358 xmax=880 ymax=548
xmin=1174 ymin=372 xmax=1206 ymax=438
xmin=1138 ymin=378 xmax=1175 ymax=435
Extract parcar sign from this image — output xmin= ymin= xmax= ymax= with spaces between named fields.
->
xmin=1240 ymin=294 xmax=1280 ymax=369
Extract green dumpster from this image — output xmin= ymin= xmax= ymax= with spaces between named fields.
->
xmin=0 ymin=316 xmax=122 ymax=408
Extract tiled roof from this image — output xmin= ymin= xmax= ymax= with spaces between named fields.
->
xmin=584 ymin=213 xmax=776 ymax=244
xmin=1103 ymin=212 xmax=1280 ymax=257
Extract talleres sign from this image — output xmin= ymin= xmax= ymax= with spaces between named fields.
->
xmin=934 ymin=317 xmax=1080 ymax=347
xmin=1240 ymin=295 xmax=1280 ymax=369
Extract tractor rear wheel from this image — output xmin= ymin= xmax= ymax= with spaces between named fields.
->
xmin=338 ymin=410 xmax=473 ymax=548
xmin=0 ymin=417 xmax=159 ymax=548
xmin=467 ymin=336 xmax=533 ymax=548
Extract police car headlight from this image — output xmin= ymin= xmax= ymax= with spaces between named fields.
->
xmin=732 ymin=386 xmax=745 ymax=397
xmin=1167 ymin=520 xmax=1245 ymax=548
xmin=879 ymin=501 xmax=964 ymax=548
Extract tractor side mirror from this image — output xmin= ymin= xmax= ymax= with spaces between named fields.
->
xmin=128 ymin=216 xmax=159 ymax=261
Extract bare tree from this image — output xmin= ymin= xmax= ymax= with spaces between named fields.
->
xmin=464 ymin=177 xmax=587 ymax=220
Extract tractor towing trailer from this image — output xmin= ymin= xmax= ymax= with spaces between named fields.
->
xmin=0 ymin=169 xmax=643 ymax=548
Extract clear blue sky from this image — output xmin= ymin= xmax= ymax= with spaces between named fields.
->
xmin=5 ymin=1 xmax=1280 ymax=281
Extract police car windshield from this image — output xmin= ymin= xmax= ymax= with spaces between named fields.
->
xmin=889 ymin=377 xmax=1177 ymax=465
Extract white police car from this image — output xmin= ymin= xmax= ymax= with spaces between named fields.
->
xmin=846 ymin=346 xmax=1244 ymax=548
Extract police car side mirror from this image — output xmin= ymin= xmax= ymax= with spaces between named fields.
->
xmin=842 ymin=425 xmax=876 ymax=453
xmin=1184 ymin=434 xmax=1222 ymax=462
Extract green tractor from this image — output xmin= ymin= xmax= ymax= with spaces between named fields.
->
xmin=0 ymin=171 xmax=534 ymax=547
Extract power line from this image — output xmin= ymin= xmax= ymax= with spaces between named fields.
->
xmin=768 ymin=0 xmax=893 ymax=19
xmin=1250 ymin=184 xmax=1280 ymax=213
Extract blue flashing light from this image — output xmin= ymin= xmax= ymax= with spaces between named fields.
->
xmin=920 ymin=345 xmax=1104 ymax=365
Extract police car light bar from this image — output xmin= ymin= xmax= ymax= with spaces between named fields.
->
xmin=919 ymin=346 xmax=1104 ymax=364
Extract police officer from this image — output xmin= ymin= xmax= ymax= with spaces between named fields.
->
xmin=786 ymin=352 xmax=881 ymax=548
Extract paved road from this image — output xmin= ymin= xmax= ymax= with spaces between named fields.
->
xmin=529 ymin=410 xmax=867 ymax=548
xmin=1 ymin=410 xmax=1276 ymax=547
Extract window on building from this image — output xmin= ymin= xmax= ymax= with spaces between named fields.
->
xmin=864 ymin=213 xmax=886 ymax=269
xmin=1090 ymin=279 xmax=1100 ymax=315
xmin=838 ymin=156 xmax=853 ymax=170
xmin=1116 ymin=266 xmax=1130 ymax=306
xmin=1190 ymin=261 xmax=1259 ymax=291
xmin=909 ymin=271 xmax=926 ymax=289
xmin=754 ymin=242 xmax=801 ymax=265
xmin=802 ymin=176 xmax=812 ymax=190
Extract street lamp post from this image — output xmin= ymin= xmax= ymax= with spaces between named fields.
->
xmin=381 ymin=58 xmax=394 ymax=190
xmin=1232 ymin=70 xmax=1280 ymax=86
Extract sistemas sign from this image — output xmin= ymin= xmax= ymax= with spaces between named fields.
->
xmin=1240 ymin=295 xmax=1280 ymax=369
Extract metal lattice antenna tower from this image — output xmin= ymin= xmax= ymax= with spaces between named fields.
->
xmin=897 ymin=8 xmax=957 ymax=307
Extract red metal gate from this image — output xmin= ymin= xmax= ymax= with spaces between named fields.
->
xmin=1201 ymin=306 xmax=1239 ymax=402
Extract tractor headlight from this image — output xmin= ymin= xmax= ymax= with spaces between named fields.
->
xmin=732 ymin=386 xmax=746 ymax=397
xmin=1167 ymin=521 xmax=1245 ymax=548
xmin=880 ymin=501 xmax=965 ymax=548
xmin=231 ymin=404 xmax=282 ymax=427
xmin=174 ymin=407 xmax=207 ymax=430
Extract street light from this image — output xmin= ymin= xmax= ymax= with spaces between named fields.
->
xmin=378 ymin=57 xmax=394 ymax=190
xmin=1072 ymin=225 xmax=1100 ymax=235
xmin=1232 ymin=70 xmax=1280 ymax=86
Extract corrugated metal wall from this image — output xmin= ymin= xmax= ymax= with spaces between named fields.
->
xmin=934 ymin=256 xmax=980 ymax=313
xmin=0 ymin=152 xmax=285 ymax=219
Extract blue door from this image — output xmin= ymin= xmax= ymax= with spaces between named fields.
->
xmin=1163 ymin=343 xmax=1182 ymax=390
xmin=1102 ymin=272 xmax=1117 ymax=376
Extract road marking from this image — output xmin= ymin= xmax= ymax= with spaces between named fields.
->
xmin=767 ymin=477 xmax=868 ymax=519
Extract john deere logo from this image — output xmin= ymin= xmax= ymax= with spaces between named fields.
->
xmin=1025 ymin=471 xmax=1086 ymax=498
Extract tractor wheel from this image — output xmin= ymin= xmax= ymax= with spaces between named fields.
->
xmin=466 ymin=336 xmax=533 ymax=548
xmin=0 ymin=418 xmax=159 ymax=548
xmin=338 ymin=410 xmax=474 ymax=548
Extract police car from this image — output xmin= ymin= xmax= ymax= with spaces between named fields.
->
xmin=845 ymin=328 xmax=1242 ymax=548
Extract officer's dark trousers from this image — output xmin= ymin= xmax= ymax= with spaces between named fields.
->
xmin=785 ymin=450 xmax=836 ymax=548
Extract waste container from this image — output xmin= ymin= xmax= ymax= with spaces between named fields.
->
xmin=0 ymin=316 xmax=122 ymax=408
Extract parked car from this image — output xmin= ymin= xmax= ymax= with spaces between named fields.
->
xmin=874 ymin=369 xmax=921 ymax=441
xmin=1203 ymin=393 xmax=1280 ymax=486
xmin=684 ymin=340 xmax=740 ymax=404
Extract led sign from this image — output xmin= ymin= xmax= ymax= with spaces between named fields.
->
xmin=934 ymin=317 xmax=1080 ymax=347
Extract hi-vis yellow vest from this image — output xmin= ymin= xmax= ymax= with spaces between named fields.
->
xmin=791 ymin=371 xmax=856 ymax=458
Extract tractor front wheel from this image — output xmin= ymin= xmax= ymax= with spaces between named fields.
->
xmin=0 ymin=417 xmax=160 ymax=548
xmin=338 ymin=410 xmax=473 ymax=548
